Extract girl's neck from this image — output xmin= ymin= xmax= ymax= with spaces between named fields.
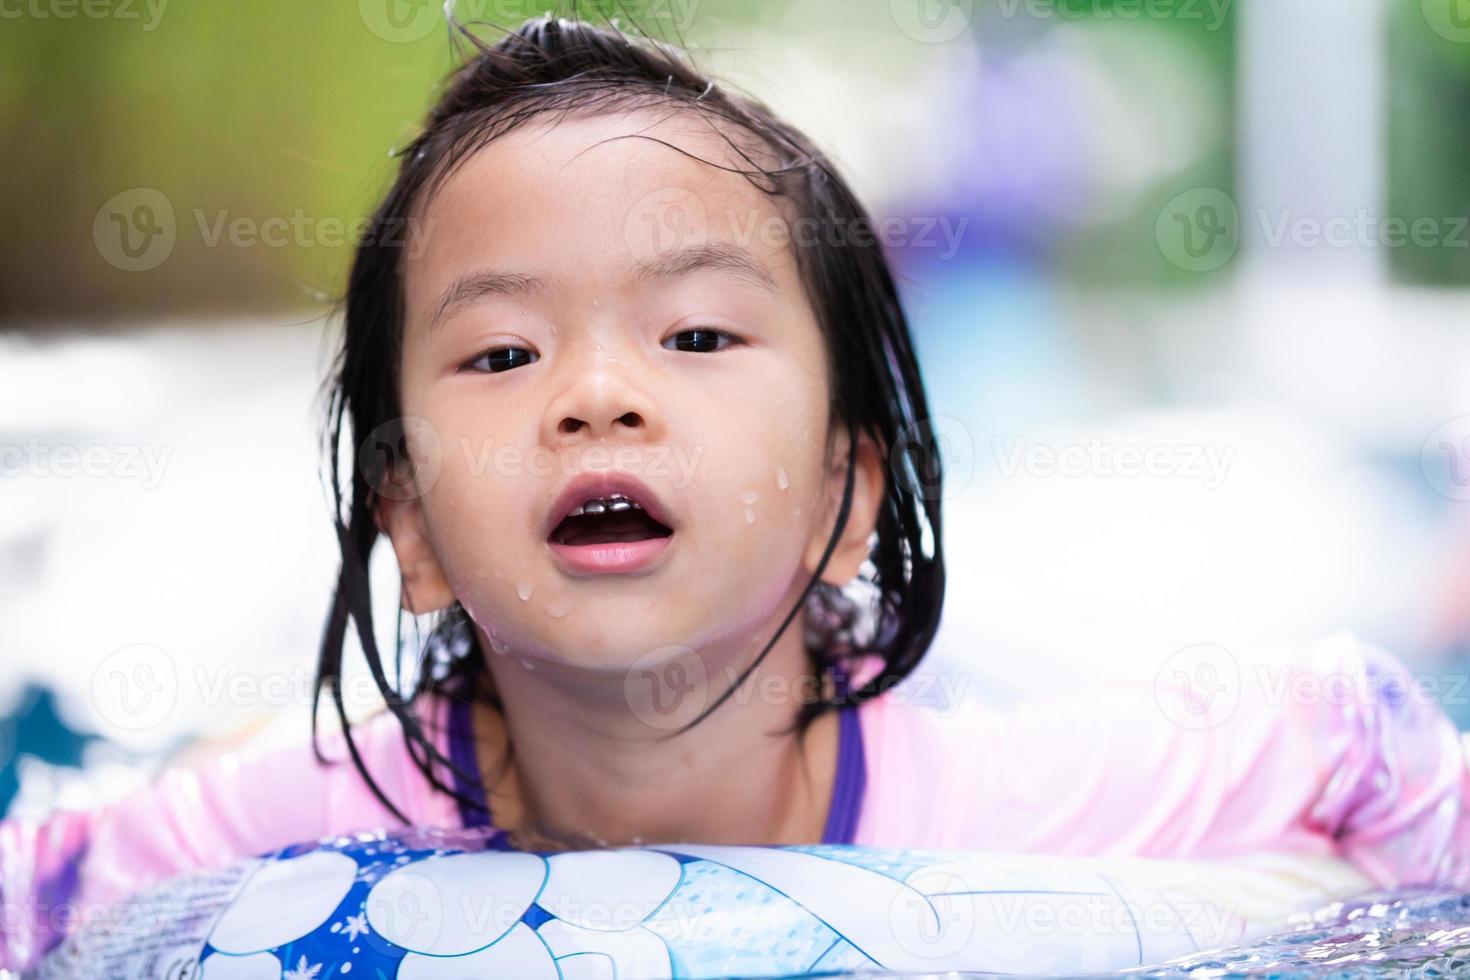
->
xmin=466 ymin=619 xmax=840 ymax=850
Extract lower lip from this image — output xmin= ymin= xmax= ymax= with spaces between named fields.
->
xmin=547 ymin=534 xmax=673 ymax=575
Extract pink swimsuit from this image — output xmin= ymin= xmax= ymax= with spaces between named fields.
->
xmin=4 ymin=630 xmax=1469 ymax=971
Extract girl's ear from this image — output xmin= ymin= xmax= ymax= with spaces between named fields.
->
xmin=374 ymin=489 xmax=457 ymax=615
xmin=802 ymin=425 xmax=886 ymax=587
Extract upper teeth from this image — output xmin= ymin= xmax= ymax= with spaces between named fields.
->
xmin=568 ymin=494 xmax=643 ymax=518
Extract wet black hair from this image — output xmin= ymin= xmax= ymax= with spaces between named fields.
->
xmin=315 ymin=11 xmax=947 ymax=826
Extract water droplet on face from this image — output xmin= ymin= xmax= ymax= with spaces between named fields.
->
xmin=517 ymin=580 xmax=535 ymax=601
xmin=518 ymin=657 xmax=537 ymax=671
xmin=776 ymin=466 xmax=789 ymax=490
xmin=545 ymin=597 xmax=573 ymax=618
xmin=744 ymin=507 xmax=756 ymax=524
xmin=740 ymin=490 xmax=760 ymax=505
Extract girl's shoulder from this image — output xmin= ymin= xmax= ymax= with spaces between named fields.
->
xmin=199 ymin=693 xmax=468 ymax=834
xmin=19 ymin=693 xmax=467 ymax=914
xmin=855 ymin=633 xmax=1470 ymax=888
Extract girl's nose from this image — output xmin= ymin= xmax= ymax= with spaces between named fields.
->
xmin=542 ymin=355 xmax=662 ymax=445
xmin=557 ymin=408 xmax=645 ymax=438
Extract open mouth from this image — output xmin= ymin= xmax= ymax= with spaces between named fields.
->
xmin=548 ymin=494 xmax=674 ymax=547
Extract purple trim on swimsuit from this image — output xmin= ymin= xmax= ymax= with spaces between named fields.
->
xmin=444 ymin=669 xmax=867 ymax=846
xmin=446 ymin=692 xmax=491 ymax=829
xmin=822 ymin=692 xmax=867 ymax=844
xmin=822 ymin=668 xmax=867 ymax=845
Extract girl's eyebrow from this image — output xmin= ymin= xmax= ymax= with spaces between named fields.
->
xmin=428 ymin=271 xmax=543 ymax=334
xmin=636 ymin=242 xmax=778 ymax=293
xmin=426 ymin=242 xmax=777 ymax=335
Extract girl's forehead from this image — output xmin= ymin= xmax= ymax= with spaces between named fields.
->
xmin=420 ymin=109 xmax=779 ymax=229
xmin=403 ymin=110 xmax=801 ymax=306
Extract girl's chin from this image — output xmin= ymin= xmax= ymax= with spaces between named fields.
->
xmin=483 ymin=618 xmax=703 ymax=667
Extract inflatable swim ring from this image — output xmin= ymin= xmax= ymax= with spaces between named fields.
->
xmin=36 ymin=827 xmax=1370 ymax=978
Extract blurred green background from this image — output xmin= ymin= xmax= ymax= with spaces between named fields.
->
xmin=0 ymin=0 xmax=1240 ymax=318
xmin=7 ymin=0 xmax=1470 ymax=325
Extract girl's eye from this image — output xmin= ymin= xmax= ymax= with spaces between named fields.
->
xmin=465 ymin=347 xmax=538 ymax=373
xmin=663 ymin=327 xmax=739 ymax=353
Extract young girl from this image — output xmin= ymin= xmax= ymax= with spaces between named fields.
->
xmin=5 ymin=14 xmax=1470 ymax=972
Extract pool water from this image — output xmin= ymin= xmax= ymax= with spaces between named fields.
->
xmin=774 ymin=889 xmax=1470 ymax=978
xmin=1124 ymin=888 xmax=1470 ymax=978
